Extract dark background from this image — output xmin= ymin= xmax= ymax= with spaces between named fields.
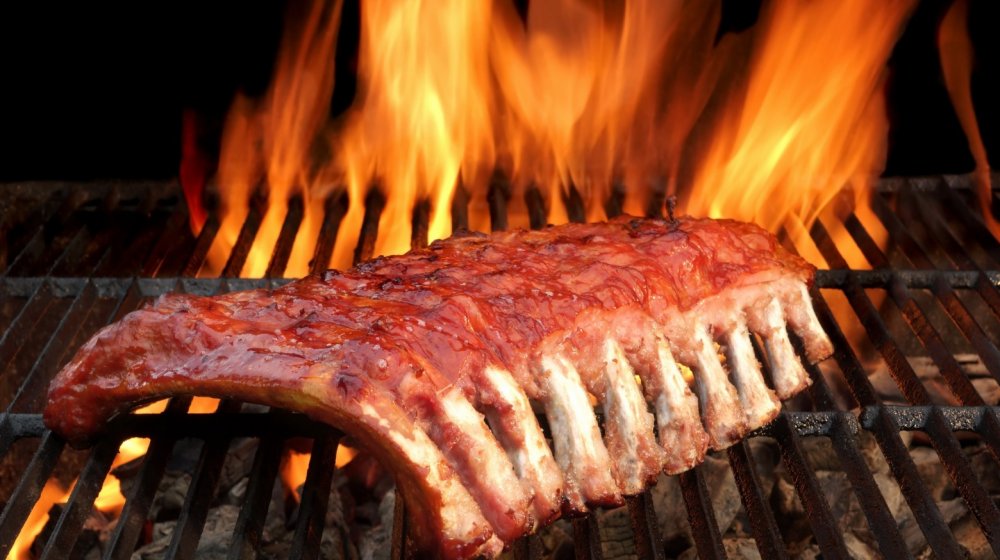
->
xmin=0 ymin=0 xmax=996 ymax=182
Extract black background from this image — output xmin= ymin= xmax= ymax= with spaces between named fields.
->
xmin=0 ymin=0 xmax=996 ymax=181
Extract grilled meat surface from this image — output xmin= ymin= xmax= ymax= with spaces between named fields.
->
xmin=45 ymin=216 xmax=833 ymax=559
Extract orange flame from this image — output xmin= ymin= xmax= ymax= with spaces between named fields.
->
xmin=686 ymin=0 xmax=914 ymax=235
xmin=280 ymin=446 xmax=357 ymax=503
xmin=194 ymin=0 xmax=921 ymax=272
xmin=332 ymin=0 xmax=496 ymax=262
xmin=8 ymin=479 xmax=70 ymax=560
xmin=202 ymin=0 xmax=344 ymax=277
xmin=939 ymin=0 xmax=997 ymax=239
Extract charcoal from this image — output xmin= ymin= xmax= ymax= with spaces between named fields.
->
xmin=130 ymin=504 xmax=240 ymax=559
xmin=358 ymin=489 xmax=396 ymax=560
xmin=650 ymin=452 xmax=742 ymax=551
xmin=261 ymin=472 xmax=356 ymax=560
xmin=909 ymin=446 xmax=952 ymax=501
xmin=216 ymin=438 xmax=260 ymax=495
xmin=677 ymin=537 xmax=761 ymax=560
xmin=597 ymin=506 xmax=636 ymax=559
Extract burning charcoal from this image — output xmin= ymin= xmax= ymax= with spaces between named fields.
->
xmin=262 ymin=471 xmax=356 ymax=560
xmin=148 ymin=472 xmax=193 ymax=521
xmin=899 ymin=497 xmax=993 ymax=559
xmin=528 ymin=519 xmax=574 ymax=560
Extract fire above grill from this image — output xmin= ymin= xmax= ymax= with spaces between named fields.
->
xmin=1 ymin=172 xmax=999 ymax=559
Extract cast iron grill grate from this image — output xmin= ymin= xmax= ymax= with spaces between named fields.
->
xmin=0 ymin=173 xmax=999 ymax=559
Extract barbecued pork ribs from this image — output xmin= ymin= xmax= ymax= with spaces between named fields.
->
xmin=46 ymin=216 xmax=833 ymax=559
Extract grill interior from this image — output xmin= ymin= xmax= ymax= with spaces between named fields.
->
xmin=1 ymin=174 xmax=1000 ymax=559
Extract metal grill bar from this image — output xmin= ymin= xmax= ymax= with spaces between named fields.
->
xmin=265 ymin=195 xmax=304 ymax=277
xmin=222 ymin=197 xmax=265 ymax=277
xmin=227 ymin=430 xmax=284 ymax=560
xmin=104 ymin=398 xmax=192 ymax=560
xmin=726 ymin=441 xmax=787 ymax=559
xmin=0 ymin=432 xmax=65 ymax=557
xmin=163 ymin=400 xmax=245 ymax=560
xmin=38 ymin=437 xmax=119 ymax=560
xmin=182 ymin=215 xmax=221 ymax=277
xmin=0 ymin=175 xmax=998 ymax=559
xmin=288 ymin=430 xmax=340 ymax=560
xmin=309 ymin=191 xmax=348 ymax=275
xmin=678 ymin=467 xmax=725 ymax=559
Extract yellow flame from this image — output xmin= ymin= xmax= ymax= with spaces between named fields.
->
xmin=939 ymin=0 xmax=997 ymax=239
xmin=334 ymin=0 xmax=495 ymax=258
xmin=203 ymin=0 xmax=344 ymax=277
xmin=280 ymin=446 xmax=357 ymax=503
xmin=8 ymin=479 xmax=70 ymax=560
xmin=197 ymin=0 xmax=919 ymax=274
xmin=686 ymin=0 xmax=914 ymax=235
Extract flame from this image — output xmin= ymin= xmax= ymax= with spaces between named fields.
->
xmin=202 ymin=0 xmax=344 ymax=277
xmin=7 ymin=436 xmax=152 ymax=560
xmin=939 ymin=0 xmax=997 ymax=239
xmin=686 ymin=0 xmax=914 ymax=237
xmin=9 ymin=396 xmax=222 ymax=557
xmin=190 ymin=0 xmax=921 ymax=273
xmin=8 ymin=479 xmax=70 ymax=560
xmin=332 ymin=0 xmax=496 ymax=260
xmin=280 ymin=445 xmax=357 ymax=503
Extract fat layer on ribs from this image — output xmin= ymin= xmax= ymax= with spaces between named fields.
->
xmin=45 ymin=216 xmax=834 ymax=559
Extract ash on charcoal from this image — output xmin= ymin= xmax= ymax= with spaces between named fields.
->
xmin=358 ymin=488 xmax=395 ymax=560
xmin=900 ymin=497 xmax=993 ymax=560
xmin=265 ymin=473 xmax=357 ymax=560
xmin=597 ymin=506 xmax=636 ymax=559
xmin=650 ymin=450 xmax=745 ymax=555
xmin=677 ymin=537 xmax=761 ymax=560
xmin=131 ymin=504 xmax=241 ymax=560
xmin=869 ymin=355 xmax=998 ymax=406
xmin=116 ymin=437 xmax=261 ymax=523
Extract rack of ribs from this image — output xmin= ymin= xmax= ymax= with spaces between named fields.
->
xmin=45 ymin=215 xmax=834 ymax=559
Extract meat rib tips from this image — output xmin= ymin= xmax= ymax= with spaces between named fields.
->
xmin=45 ymin=216 xmax=834 ymax=559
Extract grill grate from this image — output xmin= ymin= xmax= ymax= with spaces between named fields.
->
xmin=0 ymin=173 xmax=999 ymax=559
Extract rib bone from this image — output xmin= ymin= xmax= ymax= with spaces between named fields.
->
xmin=723 ymin=320 xmax=781 ymax=428
xmin=540 ymin=354 xmax=621 ymax=510
xmin=648 ymin=332 xmax=708 ymax=474
xmin=783 ymin=283 xmax=835 ymax=363
xmin=402 ymin=382 xmax=533 ymax=541
xmin=750 ymin=297 xmax=811 ymax=399
xmin=687 ymin=324 xmax=748 ymax=449
xmin=480 ymin=365 xmax=564 ymax=524
xmin=600 ymin=339 xmax=664 ymax=495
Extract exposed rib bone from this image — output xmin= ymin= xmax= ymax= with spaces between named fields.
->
xmin=686 ymin=324 xmax=748 ymax=449
xmin=646 ymin=332 xmax=708 ymax=474
xmin=723 ymin=320 xmax=781 ymax=428
xmin=600 ymin=339 xmax=664 ymax=495
xmin=783 ymin=283 xmax=835 ymax=363
xmin=480 ymin=365 xmax=564 ymax=525
xmin=540 ymin=354 xmax=621 ymax=510
xmin=750 ymin=298 xmax=811 ymax=399
xmin=400 ymin=379 xmax=532 ymax=541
